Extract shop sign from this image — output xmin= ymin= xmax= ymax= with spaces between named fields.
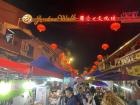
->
xmin=126 ymin=65 xmax=140 ymax=76
xmin=21 ymin=14 xmax=117 ymax=25
xmin=115 ymin=50 xmax=140 ymax=66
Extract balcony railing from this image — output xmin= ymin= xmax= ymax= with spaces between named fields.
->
xmin=98 ymin=48 xmax=140 ymax=71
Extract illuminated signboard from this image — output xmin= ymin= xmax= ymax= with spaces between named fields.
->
xmin=21 ymin=14 xmax=117 ymax=25
xmin=115 ymin=49 xmax=140 ymax=66
xmin=21 ymin=11 xmax=140 ymax=25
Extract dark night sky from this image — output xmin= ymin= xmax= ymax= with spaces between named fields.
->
xmin=5 ymin=0 xmax=140 ymax=70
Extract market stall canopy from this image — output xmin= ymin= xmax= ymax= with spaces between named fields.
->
xmin=96 ymin=70 xmax=140 ymax=81
xmin=92 ymin=81 xmax=108 ymax=87
xmin=0 ymin=58 xmax=29 ymax=74
xmin=31 ymin=56 xmax=70 ymax=76
xmin=89 ymin=69 xmax=103 ymax=76
xmin=32 ymin=67 xmax=63 ymax=79
xmin=0 ymin=57 xmax=64 ymax=78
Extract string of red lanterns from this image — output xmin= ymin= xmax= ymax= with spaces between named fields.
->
xmin=36 ymin=20 xmax=121 ymax=32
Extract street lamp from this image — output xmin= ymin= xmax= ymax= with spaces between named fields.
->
xmin=68 ymin=57 xmax=74 ymax=64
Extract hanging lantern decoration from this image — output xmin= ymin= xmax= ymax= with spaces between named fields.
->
xmin=94 ymin=61 xmax=99 ymax=65
xmin=110 ymin=22 xmax=121 ymax=31
xmin=50 ymin=43 xmax=58 ymax=50
xmin=84 ymin=71 xmax=88 ymax=75
xmin=90 ymin=70 xmax=94 ymax=74
xmin=101 ymin=43 xmax=110 ymax=50
xmin=59 ymin=53 xmax=65 ymax=61
xmin=92 ymin=65 xmax=97 ymax=70
xmin=88 ymin=70 xmax=92 ymax=74
xmin=91 ymin=69 xmax=95 ymax=72
xmin=80 ymin=74 xmax=83 ymax=77
xmin=37 ymin=24 xmax=46 ymax=32
xmin=74 ymin=70 xmax=78 ymax=75
xmin=97 ymin=54 xmax=103 ymax=60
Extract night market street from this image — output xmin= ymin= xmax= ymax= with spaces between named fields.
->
xmin=0 ymin=0 xmax=140 ymax=105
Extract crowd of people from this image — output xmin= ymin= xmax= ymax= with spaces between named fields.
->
xmin=55 ymin=82 xmax=127 ymax=105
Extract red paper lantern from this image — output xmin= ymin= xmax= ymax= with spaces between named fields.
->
xmin=37 ymin=24 xmax=46 ymax=32
xmin=92 ymin=65 xmax=97 ymax=70
xmin=90 ymin=69 xmax=94 ymax=74
xmin=73 ymin=70 xmax=78 ymax=75
xmin=88 ymin=70 xmax=92 ymax=74
xmin=97 ymin=54 xmax=103 ymax=60
xmin=80 ymin=74 xmax=83 ymax=77
xmin=102 ymin=43 xmax=110 ymax=50
xmin=59 ymin=53 xmax=65 ymax=60
xmin=110 ymin=22 xmax=121 ymax=31
xmin=84 ymin=71 xmax=88 ymax=75
xmin=50 ymin=43 xmax=58 ymax=50
xmin=94 ymin=61 xmax=99 ymax=65
xmin=91 ymin=69 xmax=95 ymax=72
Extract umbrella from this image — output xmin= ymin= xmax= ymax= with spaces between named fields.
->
xmin=92 ymin=81 xmax=108 ymax=87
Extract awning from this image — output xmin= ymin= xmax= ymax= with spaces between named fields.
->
xmin=0 ymin=58 xmax=29 ymax=74
xmin=31 ymin=56 xmax=69 ymax=76
xmin=0 ymin=58 xmax=64 ymax=78
xmin=96 ymin=70 xmax=140 ymax=80
xmin=32 ymin=67 xmax=63 ymax=79
xmin=89 ymin=70 xmax=103 ymax=76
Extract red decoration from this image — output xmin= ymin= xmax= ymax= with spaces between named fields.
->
xmin=37 ymin=24 xmax=46 ymax=32
xmin=79 ymin=15 xmax=116 ymax=22
xmin=80 ymin=74 xmax=83 ymax=77
xmin=84 ymin=71 xmax=88 ymax=75
xmin=50 ymin=43 xmax=58 ymax=50
xmin=80 ymin=15 xmax=85 ymax=21
xmin=92 ymin=65 xmax=97 ymax=70
xmin=102 ymin=43 xmax=110 ymax=50
xmin=89 ymin=70 xmax=93 ymax=74
xmin=73 ymin=70 xmax=78 ymax=75
xmin=97 ymin=54 xmax=103 ymax=60
xmin=110 ymin=22 xmax=121 ymax=31
xmin=59 ymin=53 xmax=65 ymax=60
xmin=94 ymin=61 xmax=99 ymax=65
